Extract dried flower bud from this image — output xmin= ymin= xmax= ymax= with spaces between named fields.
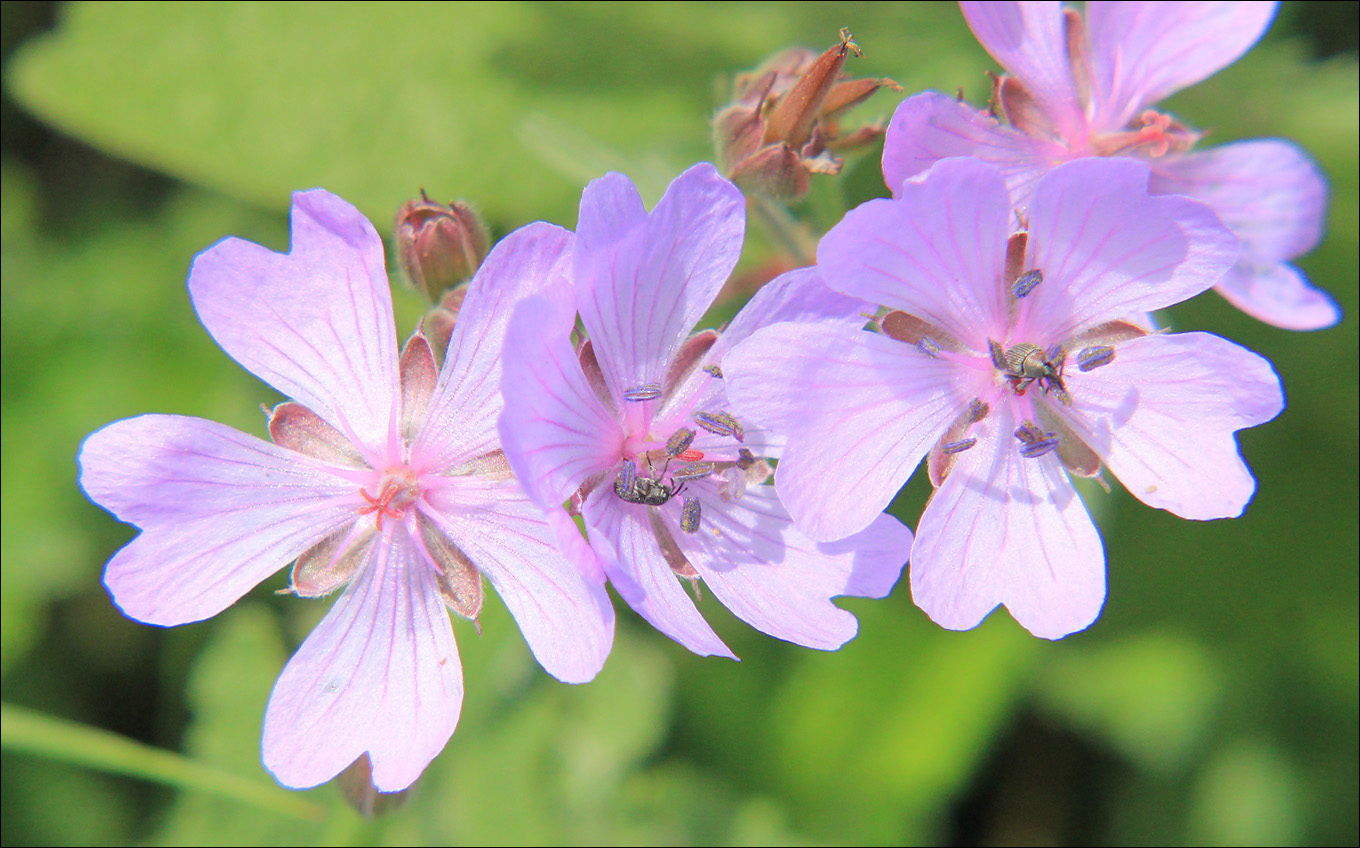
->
xmin=395 ymin=191 xmax=489 ymax=301
xmin=714 ymin=29 xmax=900 ymax=202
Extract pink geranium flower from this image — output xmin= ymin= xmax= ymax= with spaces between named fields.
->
xmin=498 ymin=164 xmax=913 ymax=658
xmin=725 ymin=157 xmax=1284 ymax=639
xmin=78 ymin=190 xmax=613 ymax=791
xmin=884 ymin=0 xmax=1337 ymax=330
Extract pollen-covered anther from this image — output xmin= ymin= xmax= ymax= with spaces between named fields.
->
xmin=1011 ymin=269 xmax=1043 ymax=298
xmin=968 ymin=398 xmax=990 ymax=423
xmin=1014 ymin=420 xmax=1060 ymax=459
xmin=1077 ymin=345 xmax=1116 ymax=372
xmin=671 ymin=462 xmax=715 ymax=483
xmin=680 ymin=497 xmax=702 ymax=534
xmin=694 ymin=410 xmax=744 ymax=441
xmin=917 ymin=336 xmax=942 ymax=358
xmin=735 ymin=447 xmax=756 ymax=469
xmin=666 ymin=427 xmax=697 ymax=457
xmin=942 ymin=437 xmax=977 ymax=454
xmin=703 ymin=364 xmax=724 ymax=379
xmin=622 ymin=382 xmax=664 ymax=402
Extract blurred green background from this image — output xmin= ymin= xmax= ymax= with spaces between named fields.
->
xmin=2 ymin=2 xmax=1355 ymax=844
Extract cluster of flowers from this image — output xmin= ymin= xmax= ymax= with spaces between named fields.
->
xmin=78 ymin=2 xmax=1328 ymax=794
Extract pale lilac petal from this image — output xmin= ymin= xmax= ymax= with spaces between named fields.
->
xmin=1023 ymin=158 xmax=1238 ymax=340
xmin=708 ymin=266 xmax=871 ymax=361
xmin=663 ymin=266 xmax=872 ymax=426
xmin=1058 ymin=332 xmax=1283 ymax=520
xmin=582 ymin=495 xmax=735 ymax=659
xmin=262 ymin=534 xmax=462 ymax=792
xmin=1214 ymin=261 xmax=1341 ymax=331
xmin=725 ymin=324 xmax=972 ymax=542
xmin=423 ymin=478 xmax=613 ymax=683
xmin=1086 ymin=1 xmax=1278 ymax=129
xmin=575 ymin=163 xmax=744 ymax=402
xmin=499 ymin=295 xmax=625 ymax=508
xmin=910 ymin=406 xmax=1105 ymax=640
xmin=78 ymin=415 xmax=354 ymax=626
xmin=190 ymin=189 xmax=399 ymax=453
xmin=1151 ymin=140 xmax=1326 ymax=263
xmin=670 ymin=485 xmax=910 ymax=650
xmin=819 ymin=157 xmax=1013 ymax=344
xmin=416 ymin=224 xmax=575 ymax=470
xmin=882 ymin=92 xmax=1055 ymax=209
xmin=960 ymin=1 xmax=1085 ymax=135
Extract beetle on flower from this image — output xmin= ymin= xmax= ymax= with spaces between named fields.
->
xmin=884 ymin=0 xmax=1337 ymax=330
xmin=725 ymin=157 xmax=1284 ymax=639
xmin=498 ymin=164 xmax=913 ymax=658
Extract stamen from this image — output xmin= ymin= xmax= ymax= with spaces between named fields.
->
xmin=917 ymin=336 xmax=941 ymax=358
xmin=1045 ymin=343 xmax=1066 ymax=369
xmin=671 ymin=462 xmax=715 ymax=483
xmin=615 ymin=458 xmax=636 ymax=494
xmin=680 ymin=497 xmax=702 ymax=534
xmin=1019 ymin=437 xmax=1060 ymax=459
xmin=703 ymin=364 xmax=724 ymax=379
xmin=622 ymin=382 xmax=663 ymax=402
xmin=736 ymin=447 xmax=756 ymax=469
xmin=1014 ymin=420 xmax=1059 ymax=459
xmin=666 ymin=427 xmax=696 ymax=457
xmin=989 ymin=339 xmax=1008 ymax=371
xmin=1077 ymin=345 xmax=1116 ymax=372
xmin=942 ymin=437 xmax=977 ymax=454
xmin=694 ymin=410 xmax=744 ymax=442
xmin=1011 ymin=269 xmax=1043 ymax=298
xmin=968 ymin=398 xmax=990 ymax=423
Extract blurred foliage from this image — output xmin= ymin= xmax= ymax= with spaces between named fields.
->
xmin=2 ymin=1 xmax=1356 ymax=845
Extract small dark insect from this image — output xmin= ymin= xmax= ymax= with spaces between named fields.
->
xmin=613 ymin=458 xmax=680 ymax=506
xmin=998 ymin=341 xmax=1071 ymax=406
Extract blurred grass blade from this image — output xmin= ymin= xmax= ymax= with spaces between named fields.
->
xmin=1 ymin=703 xmax=324 ymax=821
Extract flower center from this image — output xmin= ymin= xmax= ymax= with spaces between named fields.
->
xmin=358 ymin=467 xmax=421 ymax=530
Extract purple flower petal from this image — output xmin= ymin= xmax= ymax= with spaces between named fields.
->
xmin=1149 ymin=140 xmax=1338 ymax=330
xmin=190 ymin=190 xmax=399 ymax=455
xmin=1023 ymin=158 xmax=1238 ymax=340
xmin=417 ymin=223 xmax=575 ymax=471
xmin=582 ymin=495 xmax=735 ymax=659
xmin=960 ymin=1 xmax=1085 ymax=136
xmin=672 ymin=485 xmax=909 ymax=650
xmin=79 ymin=415 xmax=354 ymax=626
xmin=262 ymin=533 xmax=462 ymax=792
xmin=423 ymin=478 xmax=614 ymax=684
xmin=1058 ymin=332 xmax=1283 ymax=520
xmin=575 ymin=163 xmax=744 ymax=403
xmin=910 ymin=404 xmax=1106 ymax=640
xmin=882 ymin=91 xmax=1054 ymax=206
xmin=819 ymin=157 xmax=1013 ymax=345
xmin=499 ymin=294 xmax=625 ymax=508
xmin=1214 ymin=260 xmax=1342 ymax=331
xmin=1152 ymin=139 xmax=1326 ymax=263
xmin=1085 ymin=1 xmax=1278 ymax=130
xmin=725 ymin=323 xmax=968 ymax=542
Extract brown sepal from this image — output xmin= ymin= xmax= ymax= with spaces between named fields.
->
xmin=335 ymin=755 xmax=413 ymax=818
xmin=400 ymin=329 xmax=438 ymax=441
xmin=1064 ymin=8 xmax=1093 ymax=111
xmin=268 ymin=402 xmax=366 ymax=467
xmin=665 ymin=329 xmax=719 ymax=397
xmin=577 ymin=339 xmax=614 ymax=408
xmin=821 ymin=76 xmax=903 ymax=120
xmin=287 ymin=526 xmax=371 ymax=598
xmin=762 ymin=30 xmax=857 ymax=150
xmin=1069 ymin=320 xmax=1149 ymax=348
xmin=997 ymin=75 xmax=1059 ymax=140
xmin=419 ymin=515 xmax=484 ymax=625
xmin=1005 ymin=231 xmax=1029 ymax=292
xmin=729 ymin=142 xmax=809 ymax=203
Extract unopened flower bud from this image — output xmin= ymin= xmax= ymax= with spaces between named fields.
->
xmin=714 ymin=29 xmax=900 ymax=203
xmin=395 ymin=192 xmax=489 ymax=301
